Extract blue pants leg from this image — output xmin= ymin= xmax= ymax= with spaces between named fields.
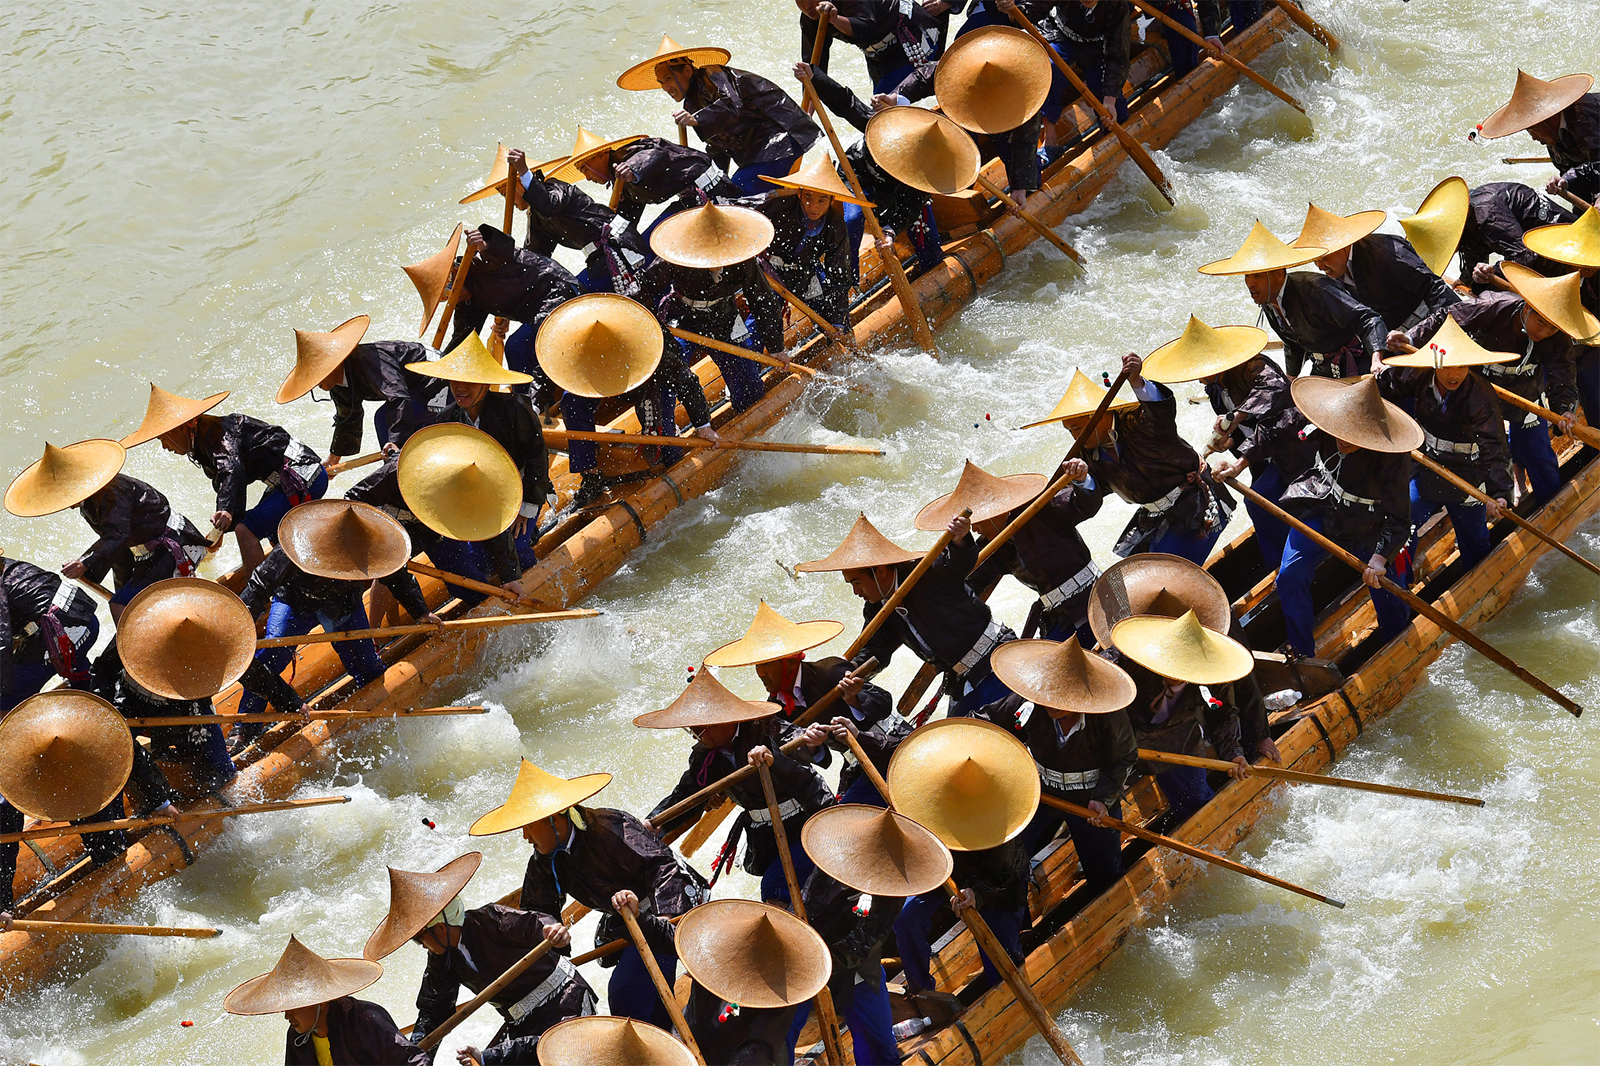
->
xmin=238 ymin=600 xmax=303 ymax=716
xmin=610 ymin=942 xmax=679 ymax=1030
xmin=1152 ymin=1 xmax=1201 ymax=77
xmin=1230 ymin=1 xmax=1264 ymax=31
xmin=1063 ymin=800 xmax=1125 ymax=891
xmin=731 ymin=156 xmax=802 ymax=195
xmin=694 ymin=341 xmax=768 ymax=412
xmin=894 ymin=891 xmax=943 ymax=992
xmin=1149 ymin=521 xmax=1223 ymax=566
xmin=1577 ymin=348 xmax=1599 ymax=428
xmin=839 ymin=771 xmax=885 ymax=808
xmin=841 ymin=202 xmax=866 ymax=286
xmin=422 ymin=536 xmax=490 ymax=609
xmin=241 ymin=468 xmax=330 ymax=545
xmin=1243 ymin=463 xmax=1291 ymax=570
xmin=759 ymin=820 xmax=817 ymax=904
xmin=1507 ymin=418 xmax=1562 ymax=504
xmin=1277 ymin=521 xmax=1326 ymax=656
xmin=972 ymin=905 xmax=1024 ymax=993
xmin=1411 ymin=480 xmax=1493 ymax=570
xmin=787 ymin=971 xmax=899 ymax=1066
xmin=1156 ymin=766 xmax=1214 ymax=824
xmin=1055 ymin=42 xmax=1130 ymax=122
xmin=323 ymin=607 xmax=386 ymax=687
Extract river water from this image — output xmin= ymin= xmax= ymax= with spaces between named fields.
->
xmin=2 ymin=1 xmax=1597 ymax=1063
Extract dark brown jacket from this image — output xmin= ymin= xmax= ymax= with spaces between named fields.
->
xmin=1122 ymin=659 xmax=1245 ymax=764
xmin=1205 ymin=356 xmax=1317 ymax=480
xmin=1380 ymin=368 xmax=1512 ymax=503
xmin=685 ymin=66 xmax=820 ymax=170
xmin=1279 ymin=441 xmax=1412 ymax=563
xmin=1403 ymin=291 xmax=1580 ymax=416
xmin=282 ymin=996 xmax=428 ymax=1065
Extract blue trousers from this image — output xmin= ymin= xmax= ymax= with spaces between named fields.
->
xmin=948 ymin=665 xmax=1015 ymax=718
xmin=240 ymin=467 xmax=329 ymax=545
xmin=1148 ymin=519 xmax=1225 ymax=566
xmin=1053 ymin=40 xmax=1130 ymax=124
xmin=422 ymin=535 xmax=493 ymax=610
xmin=144 ymin=720 xmax=237 ymax=793
xmin=1020 ymin=798 xmax=1123 ymax=892
xmin=610 ymin=941 xmax=679 ymax=1031
xmin=1279 ymin=518 xmax=1411 ymax=657
xmin=1410 ymin=480 xmax=1493 ymax=570
xmin=1 ymin=615 xmax=99 ymax=712
xmin=895 ymin=892 xmax=1024 ymax=995
xmin=758 ymin=819 xmax=819 ymax=904
xmin=1577 ymin=348 xmax=1599 ymax=429
xmin=1243 ymin=462 xmax=1292 ymax=570
xmin=238 ymin=601 xmax=386 ymax=715
xmin=787 ymin=968 xmax=898 ymax=1065
xmin=1146 ymin=1 xmax=1204 ymax=77
xmin=731 ymin=156 xmax=803 ymax=195
xmin=1155 ymin=766 xmax=1213 ymax=825
xmin=1507 ymin=418 xmax=1562 ymax=504
xmin=678 ymin=335 xmax=767 ymax=412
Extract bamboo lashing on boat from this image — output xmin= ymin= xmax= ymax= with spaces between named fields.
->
xmin=123 ymin=706 xmax=487 ymax=728
xmin=972 ymin=174 xmax=1086 ymax=265
xmin=7 ymin=919 xmax=222 ymax=939
xmin=0 ymin=796 xmax=353 ymax=844
xmin=417 ymin=935 xmax=560 ymax=1050
xmin=544 ymin=427 xmax=878 ymax=456
xmin=1128 ymin=0 xmax=1307 ymax=113
xmin=326 ymin=451 xmax=384 ymax=475
xmin=763 ymin=267 xmax=857 ymax=348
xmin=1270 ymin=0 xmax=1339 ymax=51
xmin=667 ymin=325 xmax=820 ymax=376
xmin=620 ymin=905 xmax=707 ymax=1065
xmin=1221 ymin=474 xmax=1584 ymax=717
xmin=1136 ymin=749 xmax=1485 ymax=806
xmin=430 ymin=249 xmax=474 ymax=349
xmin=1486 ymin=383 xmax=1600 ymax=448
xmin=255 ymin=610 xmax=598 ymax=648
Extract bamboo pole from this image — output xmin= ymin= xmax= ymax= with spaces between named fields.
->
xmin=543 ymin=428 xmax=878 ymax=456
xmin=326 ymin=451 xmax=384 ymax=475
xmin=763 ymin=268 xmax=857 ymax=348
xmin=418 ymin=936 xmax=558 ymax=1050
xmin=620 ymin=906 xmax=707 ymax=1065
xmin=972 ymin=174 xmax=1086 ymax=265
xmin=1128 ymin=0 xmax=1307 ymax=113
xmin=1136 ymin=749 xmax=1485 ymax=807
xmin=667 ymin=326 xmax=819 ymax=376
xmin=1487 ymin=383 xmax=1600 ymax=448
xmin=124 ymin=706 xmax=486 ymax=728
xmin=1269 ymin=0 xmax=1339 ymax=51
xmin=255 ymin=611 xmax=598 ymax=648
xmin=0 ymin=796 xmax=353 ymax=844
xmin=1555 ymin=186 xmax=1596 ymax=214
xmin=802 ymin=9 xmax=831 ymax=115
xmin=430 ymin=249 xmax=475 ymax=349
xmin=7 ymin=920 xmax=221 ymax=939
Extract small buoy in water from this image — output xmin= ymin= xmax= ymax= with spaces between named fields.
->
xmin=985 ymin=413 xmax=991 ymax=421
xmin=180 ymin=1021 xmax=194 ymax=1028
xmin=974 ymin=422 xmax=980 ymax=428
xmin=421 ymin=818 xmax=436 ymax=830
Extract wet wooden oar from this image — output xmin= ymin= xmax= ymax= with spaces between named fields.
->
xmin=418 ymin=935 xmax=558 ymax=1051
xmin=680 ymin=797 xmax=736 ymax=856
xmin=124 ymin=706 xmax=486 ymax=728
xmin=326 ymin=451 xmax=384 ymax=475
xmin=763 ymin=268 xmax=857 ymax=349
xmin=74 ymin=577 xmax=114 ymax=601
xmin=7 ymin=919 xmax=221 ymax=939
xmin=405 ymin=561 xmax=559 ymax=610
xmin=256 ymin=611 xmax=598 ymax=648
xmin=0 ymin=796 xmax=353 ymax=844
xmin=802 ymin=8 xmax=831 ymax=115
xmin=1129 ymin=0 xmax=1307 ymax=113
xmin=1488 ymin=383 xmax=1600 ymax=448
xmin=543 ymin=427 xmax=879 ymax=456
xmin=972 ymin=174 xmax=1086 ymax=265
xmin=1270 ymin=0 xmax=1339 ymax=51
xmin=429 ymin=246 xmax=474 ymax=349
xmin=621 ymin=906 xmax=707 ymax=1065
xmin=1555 ymin=186 xmax=1595 ymax=214
xmin=1137 ymin=749 xmax=1485 ymax=806
xmin=1502 ymin=156 xmax=1551 ymax=165
xmin=667 ymin=325 xmax=820 ymax=376
xmin=488 ymin=164 xmax=519 ymax=362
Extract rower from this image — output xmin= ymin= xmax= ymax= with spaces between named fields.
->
xmin=223 ymin=935 xmax=426 ymax=1066
xmin=1458 ymin=181 xmax=1577 ymax=291
xmin=362 ymin=852 xmax=596 ymax=1064
xmin=1292 ymin=202 xmax=1461 ymax=331
xmin=797 ymin=0 xmax=945 ymax=96
xmin=501 ymin=144 xmax=652 ymax=296
xmin=1050 ymin=0 xmax=1131 ymax=124
xmin=121 ymin=384 xmax=328 ymax=578
xmin=1476 ymin=70 xmax=1598 ymax=175
xmin=1522 ymin=206 xmax=1600 ymax=428
xmin=552 ymin=128 xmax=743 ymax=241
xmin=468 ymin=760 xmax=708 ymax=1030
xmin=1136 ymin=0 xmax=1228 ymax=80
xmin=754 ymin=154 xmax=869 ymax=330
xmin=1 ymin=550 xmax=100 ymax=712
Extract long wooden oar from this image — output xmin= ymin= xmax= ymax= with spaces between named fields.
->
xmin=75 ymin=577 xmax=114 ymax=601
xmin=1221 ymin=474 xmax=1583 ymax=716
xmin=668 ymin=325 xmax=820 ymax=376
xmin=1502 ymin=156 xmax=1551 ymax=165
xmin=7 ymin=919 xmax=221 ymax=939
xmin=1136 ymin=749 xmax=1485 ymax=807
xmin=417 ymin=935 xmax=559 ymax=1050
xmin=327 ymin=451 xmax=384 ymax=476
xmin=255 ymin=610 xmax=598 ymax=648
xmin=406 ymin=561 xmax=538 ymax=607
xmin=1128 ymin=0 xmax=1306 ymax=113
xmin=1270 ymin=0 xmax=1339 ymax=51
xmin=0 ymin=796 xmax=353 ymax=844
xmin=801 ymin=9 xmax=831 ymax=115
xmin=972 ymin=174 xmax=1086 ymax=265
xmin=763 ymin=268 xmax=857 ymax=349
xmin=543 ymin=427 xmax=879 ymax=456
xmin=124 ymin=706 xmax=486 ymax=728
xmin=488 ymin=166 xmax=519 ymax=362
xmin=1487 ymin=383 xmax=1600 ymax=448
xmin=430 ymin=248 xmax=475 ymax=349
xmin=620 ymin=906 xmax=707 ymax=1065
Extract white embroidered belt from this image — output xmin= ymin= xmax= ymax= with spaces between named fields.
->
xmin=506 ymin=956 xmax=579 ymax=1023
xmin=748 ymin=797 xmax=802 ymax=825
xmin=952 ymin=619 xmax=1006 ymax=677
xmin=1038 ymin=562 xmax=1101 ymax=611
xmin=1036 ymin=764 xmax=1100 ymax=792
xmin=1423 ymin=430 xmax=1479 ymax=458
xmin=1139 ymin=483 xmax=1185 ymax=515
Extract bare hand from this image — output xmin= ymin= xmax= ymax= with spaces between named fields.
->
xmin=996 ymin=0 xmax=1019 ymax=15
xmin=1385 ymin=329 xmax=1413 ymax=354
xmin=1102 ymin=95 xmax=1118 ymax=114
xmin=611 ymin=890 xmax=639 ymax=914
xmin=1546 ymin=175 xmax=1568 ymax=196
xmin=827 ymin=715 xmax=859 ymax=739
xmin=838 ymin=673 xmax=865 ymax=707
xmin=423 ymin=613 xmax=444 ymax=627
xmin=506 ymin=147 xmax=528 ymax=175
xmin=869 ymin=92 xmax=899 ymax=113
xmin=211 ymin=510 xmax=232 ymax=531
xmin=326 ymin=454 xmax=342 ymax=469
xmin=465 ymin=228 xmax=488 ymax=253
xmin=456 ymin=1047 xmax=483 ymax=1066
xmin=613 ymin=160 xmax=637 ymax=185
xmin=512 ymin=513 xmax=529 ymax=537
xmin=816 ymin=1 xmax=838 ymax=16
xmin=801 ymin=723 xmax=831 ymax=750
xmin=381 ymin=441 xmax=400 ymax=457
xmin=1204 ymin=35 xmax=1226 ymax=57
xmin=1362 ymin=554 xmax=1387 ymax=589
xmin=1557 ymin=411 xmax=1576 ymax=435
xmin=1211 ymin=455 xmax=1248 ymax=482
xmin=1122 ymin=351 xmax=1145 ymax=388
xmin=0 ymin=911 xmax=12 ymax=933
xmin=948 ymin=513 xmax=972 ymax=539
xmin=1255 ymin=737 xmax=1282 ymax=765
xmin=952 ymin=887 xmax=976 ymax=912
xmin=1471 ymin=262 xmax=1498 ymax=287
xmin=1485 ymin=497 xmax=1507 ymax=521
xmin=503 ymin=578 xmax=531 ymax=601
xmin=61 ymin=559 xmax=86 ymax=580
xmin=1060 ymin=457 xmax=1089 ymax=483
xmin=673 ymin=109 xmax=698 ymax=128
xmin=541 ymin=921 xmax=572 ymax=949
xmin=921 ymin=0 xmax=954 ymax=15
xmin=747 ymin=744 xmax=775 ymax=769
xmin=874 ymin=234 xmax=896 ymax=254
xmin=793 ymin=61 xmax=813 ymax=82
xmin=1228 ymin=755 xmax=1252 ymax=780
xmin=639 ymin=817 xmax=655 ymax=835
xmin=694 ymin=425 xmax=730 ymax=449
xmin=1085 ymin=800 xmax=1110 ymax=828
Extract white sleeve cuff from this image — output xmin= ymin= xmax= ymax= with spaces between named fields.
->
xmin=1132 ymin=379 xmax=1165 ymax=402
xmin=519 ymin=502 xmax=539 ymax=518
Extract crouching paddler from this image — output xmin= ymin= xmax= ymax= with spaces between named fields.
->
xmin=468 ymin=760 xmax=707 ymax=1030
xmin=755 ymin=154 xmax=870 ymax=330
xmin=549 ymin=127 xmax=744 ymax=244
xmin=501 ymin=142 xmax=652 ymax=296
xmin=223 ymin=934 xmax=426 ymax=1066
xmin=1291 ymin=202 xmax=1460 ymax=332
xmin=1 ymin=549 xmax=100 ymax=713
xmin=363 ymin=852 xmax=595 ymax=1066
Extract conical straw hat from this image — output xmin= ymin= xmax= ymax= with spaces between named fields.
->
xmin=675 ymin=899 xmax=832 ymax=1009
xmin=398 ymin=423 xmax=522 ymax=543
xmin=278 ymin=315 xmax=373 ymax=404
xmin=406 ymin=330 xmax=533 ymax=386
xmin=914 ymin=460 xmax=1046 ymax=530
xmin=537 ymin=1016 xmax=697 ymax=1066
xmin=1478 ymin=70 xmax=1595 ymax=139
xmin=460 ymin=143 xmax=566 ymax=204
xmin=934 ymin=26 xmax=1053 ymax=135
xmin=1198 ymin=220 xmax=1325 ymax=276
xmin=1142 ymin=316 xmax=1269 ymax=384
xmin=1384 ymin=313 xmax=1520 ymax=369
xmin=801 ymin=804 xmax=954 ymax=896
xmin=224 ymin=936 xmax=383 ymax=1016
xmin=402 ymin=224 xmax=465 ymax=339
xmin=5 ymin=439 xmax=126 ymax=518
xmin=363 ymin=852 xmax=484 ymax=961
xmin=1501 ymin=262 xmax=1600 ymax=342
xmin=1110 ymin=609 xmax=1252 ymax=685
xmin=0 ymin=691 xmax=133 ymax=822
xmin=1399 ymin=177 xmax=1470 ymax=277
xmin=277 ymin=499 xmax=411 ymax=581
xmin=117 ymin=578 xmax=258 ymax=701
xmin=1087 ymin=553 xmax=1232 ymax=649
xmin=548 ymin=128 xmax=648 ymax=185
xmin=1290 ymin=375 xmax=1424 ymax=453
xmin=865 ymin=106 xmax=981 ymax=196
xmin=468 ymin=758 xmax=612 ymax=836
xmin=120 ymin=384 xmax=230 ymax=448
xmin=762 ymin=153 xmax=875 ymax=208
xmin=1522 ymin=206 xmax=1600 ymax=269
xmin=617 ymin=35 xmax=732 ymax=92
xmin=886 ymin=717 xmax=1040 ymax=851
xmin=990 ymin=638 xmax=1136 ymax=718
xmin=1020 ymin=368 xmax=1138 ymax=430
xmin=632 ymin=669 xmax=780 ymax=729
xmin=649 ymin=203 xmax=774 ymax=269
xmin=535 ymin=293 xmax=664 ymax=398
xmin=1292 ymin=203 xmax=1387 ymax=255
xmin=701 ymin=600 xmax=844 ymax=668
xmin=794 ymin=513 xmax=921 ymax=573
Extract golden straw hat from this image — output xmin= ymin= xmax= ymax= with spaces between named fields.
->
xmin=460 ymin=143 xmax=567 ymax=204
xmin=886 ymin=717 xmax=1040 ymax=851
xmin=1198 ymin=220 xmax=1325 ymax=276
xmin=5 ymin=439 xmax=126 ymax=518
xmin=278 ymin=499 xmax=412 ymax=581
xmin=1142 ymin=316 xmax=1270 ymax=385
xmin=865 ymin=107 xmax=981 ymax=196
xmin=1292 ymin=203 xmax=1387 ymax=256
xmin=617 ymin=35 xmax=732 ymax=92
xmin=1087 ymin=552 xmax=1232 ymax=649
xmin=120 ymin=384 xmax=230 ymax=448
xmin=1110 ymin=609 xmax=1253 ymax=685
xmin=649 ymin=203 xmax=774 ymax=269
xmin=1501 ymin=262 xmax=1600 ymax=342
xmin=990 ymin=637 xmax=1136 ymax=718
xmin=801 ymin=804 xmax=954 ymax=897
xmin=117 ymin=578 xmax=258 ymax=701
xmin=1478 ymin=70 xmax=1595 ymax=139
xmin=407 ymin=330 xmax=533 ymax=387
xmin=675 ymin=899 xmax=832 ymax=1009
xmin=632 ymin=669 xmax=780 ymax=729
xmin=363 ymin=852 xmax=484 ymax=961
xmin=468 ymin=758 xmax=612 ymax=836
xmin=224 ymin=936 xmax=383 ymax=1016
xmin=1290 ymin=375 xmax=1425 ymax=453
xmin=701 ymin=600 xmax=844 ymax=668
xmin=0 ymin=691 xmax=133 ymax=822
xmin=1021 ymin=368 xmax=1138 ymax=431
xmin=278 ymin=315 xmax=373 ymax=404
xmin=398 ymin=423 xmax=522 ymax=543
xmin=1384 ymin=314 xmax=1520 ymax=369
xmin=762 ymin=153 xmax=875 ymax=208
xmin=548 ymin=128 xmax=648 ymax=185
xmin=794 ymin=513 xmax=922 ymax=573
xmin=914 ymin=460 xmax=1046 ymax=530
xmin=536 ymin=1016 xmax=697 ymax=1066
xmin=402 ymin=224 xmax=466 ymax=339
xmin=535 ymin=293 xmax=665 ymax=398
xmin=1399 ymin=177 xmax=1470 ymax=277
xmin=934 ymin=26 xmax=1053 ymax=135
xmin=1522 ymin=206 xmax=1600 ymax=269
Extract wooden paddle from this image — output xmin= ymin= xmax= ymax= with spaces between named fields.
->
xmin=124 ymin=706 xmax=486 ymax=728
xmin=405 ymin=561 xmax=552 ymax=608
xmin=255 ymin=610 xmax=598 ymax=648
xmin=1269 ymin=0 xmax=1339 ymax=51
xmin=620 ymin=906 xmax=707 ymax=1065
xmin=326 ymin=451 xmax=384 ymax=475
xmin=488 ymin=168 xmax=520 ymax=362
xmin=1502 ymin=156 xmax=1552 ymax=164
xmin=417 ymin=934 xmax=560 ymax=1051
xmin=0 ymin=796 xmax=352 ymax=844
xmin=73 ymin=577 xmax=114 ymax=601
xmin=543 ymin=427 xmax=878 ymax=456
xmin=802 ymin=9 xmax=831 ymax=116
xmin=762 ymin=268 xmax=857 ymax=349
xmin=1136 ymin=749 xmax=1485 ymax=806
xmin=680 ymin=797 xmax=735 ymax=856
xmin=667 ymin=325 xmax=820 ymax=376
xmin=430 ymin=248 xmax=475 ymax=349
xmin=7 ymin=919 xmax=221 ymax=939
xmin=972 ymin=174 xmax=1086 ymax=265
xmin=1128 ymin=0 xmax=1307 ymax=113
xmin=1554 ymin=186 xmax=1596 ymax=214
xmin=1487 ymin=383 xmax=1600 ymax=448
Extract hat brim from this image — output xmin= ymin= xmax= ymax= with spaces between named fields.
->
xmin=989 ymin=639 xmax=1138 ymax=716
xmin=1020 ymin=398 xmax=1139 ymax=432
xmin=1479 ymin=72 xmax=1595 ymax=138
xmin=914 ymin=472 xmax=1047 ymax=530
xmin=864 ymin=107 xmax=982 ymax=196
xmin=467 ymin=771 xmax=612 ymax=836
xmin=886 ymin=717 xmax=1040 ymax=852
xmin=398 ymin=424 xmax=523 ymax=543
xmin=1521 ymin=211 xmax=1600 ymax=269
xmin=1290 ymin=375 xmax=1426 ymax=454
xmin=548 ymin=137 xmax=647 ymax=185
xmin=460 ymin=156 xmax=567 ymax=204
xmin=1502 ymin=262 xmax=1600 ymax=342
xmin=116 ymin=578 xmax=257 ymax=700
xmin=278 ymin=500 xmax=413 ymax=581
xmin=632 ymin=699 xmax=780 ymax=730
xmin=801 ymin=804 xmax=954 ymax=897
xmin=617 ymin=47 xmax=731 ymax=91
xmin=1197 ymin=245 xmax=1326 ymax=276
xmin=701 ymin=619 xmax=845 ymax=668
xmin=536 ymin=1017 xmax=698 ymax=1066
xmin=1142 ymin=325 xmax=1269 ymax=384
xmin=363 ymin=852 xmax=484 ymax=961
xmin=1400 ymin=176 xmax=1471 ymax=276
xmin=761 ymin=171 xmax=875 ymax=209
xmin=1087 ymin=553 xmax=1232 ymax=649
xmin=675 ymin=899 xmax=833 ymax=1009
xmin=934 ymin=26 xmax=1054 ymax=136
xmin=277 ymin=315 xmax=373 ymax=404
xmin=4 ymin=439 xmax=127 ymax=518
xmin=535 ymin=293 xmax=666 ymax=399
xmin=1111 ymin=615 xmax=1254 ymax=685
xmin=648 ymin=205 xmax=775 ymax=269
xmin=404 ymin=356 xmax=534 ymax=387
xmin=223 ymin=957 xmax=383 ymax=1016
xmin=1292 ymin=209 xmax=1387 ymax=255
xmin=0 ymin=691 xmax=133 ymax=822
xmin=120 ymin=389 xmax=231 ymax=449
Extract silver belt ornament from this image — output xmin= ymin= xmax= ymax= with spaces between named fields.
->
xmin=1139 ymin=483 xmax=1185 ymax=515
xmin=952 ymin=619 xmax=1006 ymax=677
xmin=1316 ymin=453 xmax=1377 ymax=510
xmin=1036 ymin=764 xmax=1100 ymax=792
xmin=748 ymin=797 xmax=801 ymax=825
xmin=1423 ymin=430 xmax=1479 ymax=458
xmin=505 ymin=956 xmax=579 ymax=1023
xmin=1039 ymin=562 xmax=1101 ymax=611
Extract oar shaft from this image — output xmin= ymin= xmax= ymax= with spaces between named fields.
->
xmin=668 ymin=326 xmax=818 ymax=376
xmin=621 ymin=907 xmax=707 ymax=1065
xmin=406 ymin=561 xmax=554 ymax=608
xmin=124 ymin=706 xmax=485 ymax=728
xmin=1557 ymin=187 xmax=1595 ymax=213
xmin=973 ymin=174 xmax=1086 ymax=265
xmin=431 ymin=250 xmax=474 ymax=348
xmin=326 ymin=451 xmax=384 ymax=475
xmin=764 ymin=268 xmax=855 ymax=347
xmin=1136 ymin=749 xmax=1485 ymax=806
xmin=802 ymin=9 xmax=831 ymax=115
xmin=544 ymin=428 xmax=877 ymax=455
xmin=0 ymin=796 xmax=352 ymax=844
xmin=10 ymin=919 xmax=220 ymax=938
xmin=418 ymin=937 xmax=557 ymax=1050
xmin=1486 ymin=384 xmax=1599 ymax=447
xmin=1502 ymin=156 xmax=1551 ymax=164
xmin=1127 ymin=0 xmax=1306 ymax=112
xmin=1269 ymin=0 xmax=1339 ymax=51
xmin=255 ymin=610 xmax=597 ymax=648
xmin=75 ymin=577 xmax=114 ymax=601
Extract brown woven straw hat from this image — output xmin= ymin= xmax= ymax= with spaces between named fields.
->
xmin=1290 ymin=375 xmax=1425 ymax=453
xmin=1292 ymin=203 xmax=1387 ymax=256
xmin=224 ymin=935 xmax=383 ymax=1016
xmin=398 ymin=423 xmax=522 ymax=543
xmin=1198 ymin=220 xmax=1324 ymax=276
xmin=117 ymin=578 xmax=258 ymax=701
xmin=5 ymin=439 xmax=126 ymax=518
xmin=935 ymin=26 xmax=1053 ymax=135
xmin=1522 ymin=206 xmax=1600 ymax=269
xmin=362 ymin=852 xmax=484 ymax=961
xmin=402 ymin=224 xmax=465 ymax=339
xmin=535 ymin=293 xmax=664 ymax=398
xmin=617 ymin=35 xmax=732 ymax=92
xmin=120 ymin=384 xmax=230 ymax=448
xmin=468 ymin=758 xmax=612 ymax=836
xmin=1021 ymin=368 xmax=1139 ymax=431
xmin=1111 ymin=609 xmax=1253 ymax=685
xmin=1478 ymin=70 xmax=1595 ymax=139
xmin=1087 ymin=552 xmax=1232 ymax=648
xmin=548 ymin=128 xmax=648 ymax=185
xmin=794 ymin=513 xmax=922 ymax=573
xmin=278 ymin=499 xmax=412 ymax=581
xmin=632 ymin=669 xmax=780 ymax=729
xmin=886 ymin=717 xmax=1040 ymax=852
xmin=0 ymin=691 xmax=133 ymax=822
xmin=762 ymin=153 xmax=875 ymax=208
xmin=914 ymin=460 xmax=1045 ymax=530
xmin=701 ymin=600 xmax=844 ymax=668
xmin=1385 ymin=314 xmax=1520 ymax=369
xmin=990 ymin=638 xmax=1136 ymax=718
xmin=1399 ymin=177 xmax=1470 ymax=276
xmin=649 ymin=203 xmax=774 ymax=269
xmin=278 ymin=315 xmax=372 ymax=404
xmin=1143 ymin=316 xmax=1269 ymax=384
xmin=1501 ymin=262 xmax=1600 ymax=342
xmin=407 ymin=330 xmax=533 ymax=387
xmin=865 ymin=106 xmax=981 ymax=196
xmin=801 ymin=804 xmax=954 ymax=897
xmin=675 ymin=899 xmax=832 ymax=1009
xmin=536 ymin=1016 xmax=697 ymax=1066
